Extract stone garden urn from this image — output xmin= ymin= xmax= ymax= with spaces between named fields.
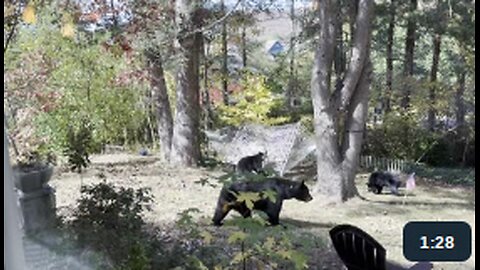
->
xmin=12 ymin=163 xmax=56 ymax=235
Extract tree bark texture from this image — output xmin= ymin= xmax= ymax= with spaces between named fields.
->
xmin=310 ymin=0 xmax=373 ymax=202
xmin=203 ymin=39 xmax=213 ymax=130
xmin=427 ymin=33 xmax=441 ymax=131
xmin=310 ymin=0 xmax=342 ymax=199
xmin=287 ymin=0 xmax=296 ymax=108
xmin=455 ymin=71 xmax=466 ymax=129
xmin=241 ymin=2 xmax=247 ymax=68
xmin=384 ymin=0 xmax=395 ymax=113
xmin=333 ymin=3 xmax=345 ymax=92
xmin=341 ymin=59 xmax=372 ymax=199
xmin=221 ymin=0 xmax=229 ymax=105
xmin=146 ymin=50 xmax=174 ymax=162
xmin=401 ymin=0 xmax=417 ymax=109
xmin=170 ymin=0 xmax=202 ymax=166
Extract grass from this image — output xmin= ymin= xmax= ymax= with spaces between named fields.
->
xmin=49 ymin=153 xmax=475 ymax=270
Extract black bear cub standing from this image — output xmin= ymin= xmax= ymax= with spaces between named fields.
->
xmin=236 ymin=152 xmax=265 ymax=174
xmin=212 ymin=178 xmax=313 ymax=226
xmin=367 ymin=171 xmax=401 ymax=195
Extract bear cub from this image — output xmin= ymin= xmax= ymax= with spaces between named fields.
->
xmin=236 ymin=152 xmax=265 ymax=174
xmin=367 ymin=171 xmax=401 ymax=195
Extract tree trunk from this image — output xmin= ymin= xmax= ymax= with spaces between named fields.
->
xmin=455 ymin=71 xmax=466 ymax=129
xmin=221 ymin=0 xmax=229 ymax=105
xmin=241 ymin=3 xmax=247 ymax=68
xmin=341 ymin=60 xmax=372 ymax=199
xmin=400 ymin=0 xmax=417 ymax=109
xmin=427 ymin=33 xmax=441 ymax=131
xmin=146 ymin=50 xmax=173 ymax=161
xmin=333 ymin=3 xmax=345 ymax=92
xmin=287 ymin=0 xmax=296 ymax=108
xmin=241 ymin=26 xmax=247 ymax=68
xmin=203 ymin=39 xmax=213 ymax=130
xmin=310 ymin=0 xmax=341 ymax=200
xmin=384 ymin=0 xmax=395 ymax=113
xmin=311 ymin=0 xmax=373 ymax=202
xmin=170 ymin=0 xmax=202 ymax=166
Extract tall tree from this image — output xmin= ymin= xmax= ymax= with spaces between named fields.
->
xmin=170 ymin=0 xmax=202 ymax=166
xmin=427 ymin=33 xmax=441 ymax=130
xmin=333 ymin=1 xmax=345 ymax=91
xmin=384 ymin=0 xmax=395 ymax=113
xmin=310 ymin=0 xmax=374 ymax=202
xmin=221 ymin=0 xmax=229 ymax=105
xmin=455 ymin=70 xmax=466 ymax=129
xmin=286 ymin=0 xmax=296 ymax=108
xmin=145 ymin=50 xmax=173 ymax=161
xmin=426 ymin=0 xmax=448 ymax=131
xmin=241 ymin=1 xmax=247 ymax=68
xmin=400 ymin=0 xmax=417 ymax=109
xmin=129 ymin=0 xmax=177 ymax=161
xmin=203 ymin=37 xmax=213 ymax=130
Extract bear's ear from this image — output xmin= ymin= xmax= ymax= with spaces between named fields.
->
xmin=300 ymin=180 xmax=305 ymax=185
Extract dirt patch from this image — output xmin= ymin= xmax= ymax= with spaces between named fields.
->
xmin=50 ymin=153 xmax=475 ymax=270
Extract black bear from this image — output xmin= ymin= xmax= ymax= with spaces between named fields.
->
xmin=236 ymin=152 xmax=265 ymax=174
xmin=212 ymin=178 xmax=313 ymax=226
xmin=367 ymin=171 xmax=401 ymax=195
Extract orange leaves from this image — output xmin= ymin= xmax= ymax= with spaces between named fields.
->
xmin=61 ymin=14 xmax=76 ymax=38
xmin=22 ymin=4 xmax=36 ymax=24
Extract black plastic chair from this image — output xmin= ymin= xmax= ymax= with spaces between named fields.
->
xmin=330 ymin=224 xmax=387 ymax=270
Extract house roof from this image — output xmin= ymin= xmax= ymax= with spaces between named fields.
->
xmin=265 ymin=40 xmax=285 ymax=56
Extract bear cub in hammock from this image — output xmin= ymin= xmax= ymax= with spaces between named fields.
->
xmin=212 ymin=178 xmax=313 ymax=226
xmin=367 ymin=171 xmax=401 ymax=195
xmin=236 ymin=152 xmax=266 ymax=174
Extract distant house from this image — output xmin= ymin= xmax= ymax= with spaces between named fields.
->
xmin=265 ymin=40 xmax=285 ymax=57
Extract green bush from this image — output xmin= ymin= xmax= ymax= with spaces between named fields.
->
xmin=68 ymin=181 xmax=155 ymax=269
xmin=364 ymin=112 xmax=475 ymax=167
xmin=363 ymin=113 xmax=436 ymax=161
xmin=423 ymin=130 xmax=475 ymax=167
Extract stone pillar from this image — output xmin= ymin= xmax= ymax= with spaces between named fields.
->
xmin=14 ymin=165 xmax=56 ymax=235
xmin=17 ymin=186 xmax=56 ymax=234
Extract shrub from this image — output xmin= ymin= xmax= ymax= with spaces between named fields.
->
xmin=363 ymin=113 xmax=436 ymax=161
xmin=68 ymin=181 xmax=154 ymax=269
xmin=215 ymin=72 xmax=290 ymax=127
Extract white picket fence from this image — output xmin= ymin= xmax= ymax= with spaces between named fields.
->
xmin=359 ymin=155 xmax=410 ymax=173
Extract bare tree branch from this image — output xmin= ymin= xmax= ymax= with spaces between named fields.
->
xmin=4 ymin=5 xmax=21 ymax=55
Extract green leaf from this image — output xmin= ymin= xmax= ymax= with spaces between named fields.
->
xmin=200 ymin=230 xmax=213 ymax=245
xmin=291 ymin=251 xmax=309 ymax=270
xmin=277 ymin=249 xmax=292 ymax=259
xmin=232 ymin=250 xmax=251 ymax=264
xmin=262 ymin=189 xmax=277 ymax=203
xmin=263 ymin=236 xmax=275 ymax=250
xmin=235 ymin=192 xmax=261 ymax=210
xmin=227 ymin=231 xmax=248 ymax=244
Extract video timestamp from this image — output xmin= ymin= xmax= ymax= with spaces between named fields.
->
xmin=403 ymin=221 xmax=471 ymax=262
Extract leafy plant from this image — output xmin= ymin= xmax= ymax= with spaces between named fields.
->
xmin=63 ymin=119 xmax=93 ymax=173
xmin=216 ymin=72 xmax=290 ymax=127
xmin=68 ymin=181 xmax=154 ymax=268
xmin=363 ymin=113 xmax=437 ymax=161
